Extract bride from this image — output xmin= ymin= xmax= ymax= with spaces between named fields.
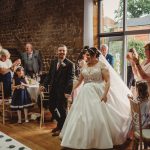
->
xmin=60 ymin=47 xmax=131 ymax=149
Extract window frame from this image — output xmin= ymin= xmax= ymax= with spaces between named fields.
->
xmin=98 ymin=0 xmax=150 ymax=81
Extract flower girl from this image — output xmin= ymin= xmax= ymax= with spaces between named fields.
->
xmin=10 ymin=67 xmax=33 ymax=123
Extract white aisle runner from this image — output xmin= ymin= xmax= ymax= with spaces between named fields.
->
xmin=0 ymin=131 xmax=31 ymax=150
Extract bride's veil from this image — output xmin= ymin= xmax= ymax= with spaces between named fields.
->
xmin=99 ymin=54 xmax=132 ymax=109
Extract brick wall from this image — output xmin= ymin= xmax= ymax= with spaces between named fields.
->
xmin=0 ymin=0 xmax=84 ymax=68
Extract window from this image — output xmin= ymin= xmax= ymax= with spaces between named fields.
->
xmin=98 ymin=0 xmax=150 ymax=81
xmin=100 ymin=0 xmax=122 ymax=33
xmin=100 ymin=36 xmax=123 ymax=76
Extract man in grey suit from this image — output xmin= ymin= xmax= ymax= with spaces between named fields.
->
xmin=21 ymin=43 xmax=42 ymax=78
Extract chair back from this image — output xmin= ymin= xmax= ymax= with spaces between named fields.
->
xmin=39 ymin=86 xmax=50 ymax=128
xmin=128 ymin=95 xmax=143 ymax=145
xmin=0 ymin=82 xmax=4 ymax=100
xmin=40 ymin=85 xmax=51 ymax=100
xmin=40 ymin=91 xmax=49 ymax=101
xmin=0 ymin=82 xmax=5 ymax=124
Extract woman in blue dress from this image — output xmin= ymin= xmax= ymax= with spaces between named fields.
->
xmin=10 ymin=67 xmax=33 ymax=123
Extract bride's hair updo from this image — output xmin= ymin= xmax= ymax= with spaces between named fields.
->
xmin=87 ymin=47 xmax=101 ymax=58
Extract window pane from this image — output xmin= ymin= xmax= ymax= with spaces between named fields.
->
xmin=100 ymin=36 xmax=124 ymax=77
xmin=126 ymin=0 xmax=150 ymax=31
xmin=127 ymin=33 xmax=150 ymax=59
xmin=126 ymin=33 xmax=150 ymax=88
xmin=100 ymin=0 xmax=123 ymax=33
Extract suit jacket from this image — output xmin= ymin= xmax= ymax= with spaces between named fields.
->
xmin=21 ymin=50 xmax=42 ymax=74
xmin=44 ymin=58 xmax=75 ymax=99
xmin=106 ymin=54 xmax=114 ymax=67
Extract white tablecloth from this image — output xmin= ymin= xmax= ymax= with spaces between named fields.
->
xmin=27 ymin=84 xmax=39 ymax=102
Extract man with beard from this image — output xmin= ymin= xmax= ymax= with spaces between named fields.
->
xmin=43 ymin=44 xmax=75 ymax=136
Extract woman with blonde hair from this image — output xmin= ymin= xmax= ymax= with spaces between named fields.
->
xmin=0 ymin=49 xmax=21 ymax=99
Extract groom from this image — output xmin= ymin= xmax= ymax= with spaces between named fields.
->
xmin=44 ymin=44 xmax=75 ymax=136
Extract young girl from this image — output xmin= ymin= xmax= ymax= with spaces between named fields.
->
xmin=136 ymin=81 xmax=150 ymax=128
xmin=10 ymin=67 xmax=33 ymax=123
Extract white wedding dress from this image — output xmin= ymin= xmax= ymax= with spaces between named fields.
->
xmin=60 ymin=56 xmax=131 ymax=149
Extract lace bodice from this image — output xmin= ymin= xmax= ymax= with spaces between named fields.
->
xmin=81 ymin=61 xmax=107 ymax=83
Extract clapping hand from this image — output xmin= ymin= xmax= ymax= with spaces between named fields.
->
xmin=13 ymin=59 xmax=21 ymax=66
xmin=132 ymin=52 xmax=140 ymax=64
xmin=127 ymin=48 xmax=139 ymax=64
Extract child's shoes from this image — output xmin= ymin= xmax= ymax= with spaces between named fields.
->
xmin=25 ymin=120 xmax=29 ymax=123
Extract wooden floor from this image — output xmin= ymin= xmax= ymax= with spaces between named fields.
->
xmin=0 ymin=119 xmax=61 ymax=150
xmin=0 ymin=118 xmax=132 ymax=150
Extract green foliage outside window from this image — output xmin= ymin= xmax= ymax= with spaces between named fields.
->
xmin=128 ymin=39 xmax=145 ymax=60
xmin=115 ymin=0 xmax=150 ymax=21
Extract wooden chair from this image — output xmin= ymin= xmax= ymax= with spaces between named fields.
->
xmin=128 ymin=95 xmax=150 ymax=149
xmin=0 ymin=82 xmax=13 ymax=124
xmin=0 ymin=82 xmax=5 ymax=124
xmin=40 ymin=86 xmax=51 ymax=128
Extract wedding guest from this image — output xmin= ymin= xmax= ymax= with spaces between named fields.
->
xmin=21 ymin=43 xmax=42 ymax=78
xmin=43 ymin=44 xmax=75 ymax=136
xmin=0 ymin=43 xmax=10 ymax=59
xmin=73 ymin=47 xmax=88 ymax=99
xmin=100 ymin=44 xmax=114 ymax=67
xmin=127 ymin=43 xmax=150 ymax=95
xmin=127 ymin=49 xmax=136 ymax=89
xmin=0 ymin=50 xmax=20 ymax=99
xmin=10 ymin=67 xmax=33 ymax=123
xmin=136 ymin=81 xmax=150 ymax=128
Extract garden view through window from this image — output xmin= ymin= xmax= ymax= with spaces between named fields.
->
xmin=99 ymin=0 xmax=150 ymax=81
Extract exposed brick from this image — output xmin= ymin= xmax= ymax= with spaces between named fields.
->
xmin=0 ymin=0 xmax=84 ymax=71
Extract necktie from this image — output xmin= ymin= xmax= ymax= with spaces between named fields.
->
xmin=57 ymin=61 xmax=61 ymax=70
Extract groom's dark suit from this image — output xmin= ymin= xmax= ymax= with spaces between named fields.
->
xmin=44 ymin=58 xmax=75 ymax=130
